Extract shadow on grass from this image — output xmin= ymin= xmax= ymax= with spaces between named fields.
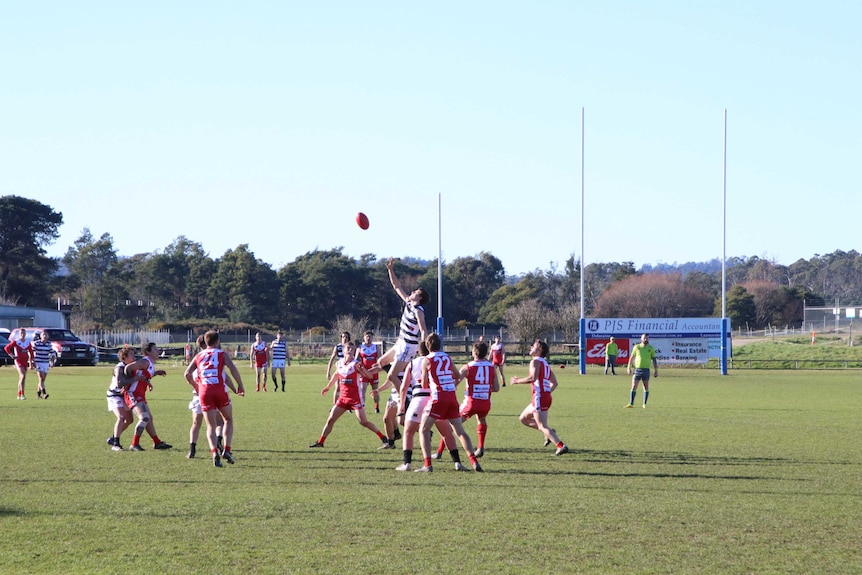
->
xmin=243 ymin=445 xmax=805 ymax=467
xmin=234 ymin=448 xmax=773 ymax=481
xmin=577 ymin=448 xmax=791 ymax=466
xmin=473 ymin=446 xmax=795 ymax=466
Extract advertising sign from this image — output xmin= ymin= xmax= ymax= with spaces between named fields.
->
xmin=585 ymin=338 xmax=630 ymax=366
xmin=583 ymin=318 xmax=730 ymax=365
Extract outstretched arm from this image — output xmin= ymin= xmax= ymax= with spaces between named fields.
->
xmin=387 ymin=258 xmax=409 ymax=302
xmin=510 ymin=358 xmax=538 ymax=386
xmin=322 ymin=372 xmax=338 ymax=396
xmin=354 ymin=363 xmax=374 ymax=382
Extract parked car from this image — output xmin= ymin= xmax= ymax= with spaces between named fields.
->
xmin=0 ymin=333 xmax=13 ymax=366
xmin=27 ymin=328 xmax=99 ymax=366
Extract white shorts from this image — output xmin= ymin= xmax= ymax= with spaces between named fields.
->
xmin=107 ymin=395 xmax=128 ymax=412
xmin=35 ymin=361 xmax=50 ymax=374
xmin=387 ymin=387 xmax=399 ymax=408
xmin=393 ymin=339 xmax=419 ymax=364
xmin=405 ymin=393 xmax=430 ymax=424
xmin=189 ymin=394 xmax=203 ymax=415
xmin=271 ymin=359 xmax=286 ymax=369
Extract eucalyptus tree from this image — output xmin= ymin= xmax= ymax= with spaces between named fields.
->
xmin=441 ymin=252 xmax=506 ymax=325
xmin=137 ymin=236 xmax=215 ymax=320
xmin=0 ymin=195 xmax=63 ymax=306
xmin=209 ymin=245 xmax=280 ymax=325
xmin=592 ymin=273 xmax=714 ymax=318
xmin=478 ymin=273 xmax=545 ymax=325
xmin=62 ymin=229 xmax=126 ymax=327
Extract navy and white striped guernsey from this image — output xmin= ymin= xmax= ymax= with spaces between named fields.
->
xmin=399 ymin=302 xmax=423 ymax=345
xmin=271 ymin=340 xmax=288 ymax=361
xmin=32 ymin=340 xmax=53 ymax=363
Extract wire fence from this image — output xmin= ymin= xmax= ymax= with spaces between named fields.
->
xmin=79 ymin=327 xmax=580 ymax=365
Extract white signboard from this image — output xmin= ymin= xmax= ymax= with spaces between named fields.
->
xmin=657 ymin=337 xmax=711 ymax=364
xmin=585 ymin=318 xmax=730 ymax=364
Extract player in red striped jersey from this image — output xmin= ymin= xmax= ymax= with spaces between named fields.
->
xmin=250 ymin=332 xmax=269 ymax=392
xmin=309 ymin=342 xmax=389 ymax=449
xmin=510 ymin=340 xmax=569 ymax=456
xmin=356 ymin=330 xmax=381 ymax=413
xmin=185 ymin=331 xmax=245 ymax=467
xmin=431 ymin=339 xmax=499 ymax=460
xmin=415 ymin=333 xmax=482 ymax=473
xmin=5 ymin=328 xmax=34 ymax=400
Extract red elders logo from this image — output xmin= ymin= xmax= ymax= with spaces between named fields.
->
xmin=586 ymin=343 xmax=607 ymax=358
xmin=585 ymin=338 xmax=629 ymax=365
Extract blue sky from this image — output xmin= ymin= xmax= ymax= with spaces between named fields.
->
xmin=3 ymin=2 xmax=859 ymax=276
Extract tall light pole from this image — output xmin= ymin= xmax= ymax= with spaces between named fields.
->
xmin=720 ymin=109 xmax=730 ymax=375
xmin=437 ymin=193 xmax=443 ymax=336
xmin=579 ymin=107 xmax=587 ymax=375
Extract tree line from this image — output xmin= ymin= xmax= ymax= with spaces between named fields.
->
xmin=2 ymin=195 xmax=859 ymax=338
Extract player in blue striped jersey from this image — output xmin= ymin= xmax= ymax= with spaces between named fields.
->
xmin=269 ymin=330 xmax=291 ymax=392
xmin=32 ymin=331 xmax=54 ymax=399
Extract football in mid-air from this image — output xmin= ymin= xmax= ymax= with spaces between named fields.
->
xmin=356 ymin=212 xmax=370 ymax=230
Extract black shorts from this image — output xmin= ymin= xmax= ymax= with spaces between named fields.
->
xmin=633 ymin=368 xmax=651 ymax=382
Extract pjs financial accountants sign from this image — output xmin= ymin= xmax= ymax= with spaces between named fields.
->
xmin=584 ymin=318 xmax=730 ymax=365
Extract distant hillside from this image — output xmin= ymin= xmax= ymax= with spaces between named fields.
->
xmin=640 ymin=258 xmax=726 ymax=275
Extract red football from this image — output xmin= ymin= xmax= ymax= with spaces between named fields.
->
xmin=356 ymin=212 xmax=370 ymax=230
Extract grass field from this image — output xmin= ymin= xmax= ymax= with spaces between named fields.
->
xmin=1 ymin=362 xmax=860 ymax=574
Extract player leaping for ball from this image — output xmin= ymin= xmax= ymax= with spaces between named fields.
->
xmin=372 ymin=258 xmax=429 ymax=394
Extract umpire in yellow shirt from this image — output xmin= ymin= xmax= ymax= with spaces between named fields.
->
xmin=625 ymin=334 xmax=658 ymax=408
xmin=604 ymin=337 xmax=618 ymax=375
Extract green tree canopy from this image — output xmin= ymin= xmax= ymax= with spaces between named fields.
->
xmin=277 ymin=248 xmax=384 ymax=328
xmin=62 ymin=229 xmax=124 ymax=327
xmin=723 ymin=284 xmax=756 ymax=330
xmin=0 ymin=195 xmax=63 ymax=306
xmin=210 ymin=245 xmax=280 ymax=325
xmin=478 ymin=272 xmax=545 ymax=324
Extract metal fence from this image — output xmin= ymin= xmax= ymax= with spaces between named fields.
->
xmin=78 ymin=329 xmax=172 ymax=347
xmin=81 ymin=327 xmax=580 ymax=364
xmin=803 ymin=305 xmax=861 ymax=334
